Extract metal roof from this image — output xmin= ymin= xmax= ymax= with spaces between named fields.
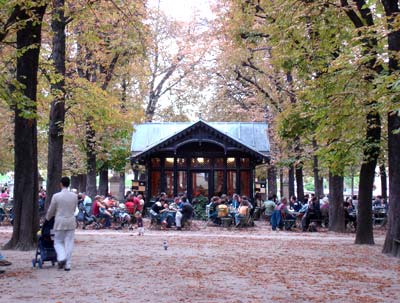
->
xmin=131 ymin=120 xmax=270 ymax=158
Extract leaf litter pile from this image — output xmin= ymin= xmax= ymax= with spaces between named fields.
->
xmin=0 ymin=221 xmax=399 ymax=303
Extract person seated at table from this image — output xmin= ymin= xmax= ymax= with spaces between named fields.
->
xmin=180 ymin=197 xmax=194 ymax=228
xmin=150 ymin=200 xmax=168 ymax=226
xmin=280 ymin=198 xmax=297 ymax=230
xmin=234 ymin=199 xmax=251 ymax=227
xmin=217 ymin=202 xmax=229 ymax=219
xmin=301 ymin=196 xmax=320 ymax=231
xmin=263 ymin=196 xmax=276 ymax=223
xmin=373 ymin=195 xmax=383 ymax=208
xmin=174 ymin=197 xmax=184 ymax=230
xmin=270 ymin=198 xmax=286 ymax=231
xmin=290 ymin=195 xmax=302 ymax=212
xmin=344 ymin=198 xmax=357 ymax=230
xmin=229 ymin=194 xmax=240 ymax=210
xmin=125 ymin=194 xmax=136 ymax=215
xmin=208 ymin=196 xmax=221 ymax=224
xmin=92 ymin=195 xmax=112 ymax=228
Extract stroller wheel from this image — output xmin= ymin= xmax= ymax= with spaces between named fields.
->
xmin=38 ymin=259 xmax=43 ymax=269
xmin=32 ymin=259 xmax=36 ymax=268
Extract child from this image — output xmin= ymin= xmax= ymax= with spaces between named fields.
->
xmin=135 ymin=211 xmax=144 ymax=236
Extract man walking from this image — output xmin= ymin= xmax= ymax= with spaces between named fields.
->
xmin=46 ymin=177 xmax=78 ymax=271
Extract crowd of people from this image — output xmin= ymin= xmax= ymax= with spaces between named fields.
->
xmin=149 ymin=193 xmax=194 ymax=230
xmin=207 ymin=193 xmax=253 ymax=227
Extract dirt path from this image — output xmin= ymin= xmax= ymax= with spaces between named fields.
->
xmin=0 ymin=222 xmax=399 ymax=303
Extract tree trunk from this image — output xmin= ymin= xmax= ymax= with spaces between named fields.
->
xmin=279 ymin=169 xmax=284 ymax=199
xmin=288 ymin=165 xmax=295 ymax=198
xmin=328 ymin=173 xmax=345 ymax=232
xmin=295 ymin=164 xmax=304 ymax=202
xmin=85 ymin=119 xmax=97 ymax=199
xmin=98 ymin=165 xmax=109 ymax=197
xmin=5 ymin=2 xmax=47 ymax=250
xmin=312 ymin=139 xmax=323 ymax=198
xmin=380 ymin=164 xmax=388 ymax=203
xmin=355 ymin=112 xmax=381 ymax=245
xmin=318 ymin=177 xmax=324 ymax=197
xmin=267 ymin=165 xmax=277 ymax=197
xmin=381 ymin=0 xmax=400 ymax=257
xmin=78 ymin=174 xmax=87 ymax=193
xmin=119 ymin=171 xmax=125 ymax=202
xmin=45 ymin=0 xmax=66 ymax=210
xmin=71 ymin=175 xmax=79 ymax=190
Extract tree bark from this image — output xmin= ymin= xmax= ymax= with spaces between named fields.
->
xmin=45 ymin=0 xmax=66 ymax=210
xmin=70 ymin=175 xmax=79 ymax=190
xmin=85 ymin=119 xmax=97 ymax=199
xmin=381 ymin=0 xmax=400 ymax=257
xmin=279 ymin=169 xmax=284 ymax=199
xmin=339 ymin=0 xmax=382 ymax=245
xmin=119 ymin=171 xmax=126 ymax=202
xmin=288 ymin=165 xmax=295 ymax=198
xmin=328 ymin=173 xmax=345 ymax=232
xmin=355 ymin=110 xmax=381 ymax=245
xmin=295 ymin=164 xmax=304 ymax=202
xmin=380 ymin=164 xmax=388 ymax=203
xmin=312 ymin=139 xmax=323 ymax=198
xmin=5 ymin=2 xmax=47 ymax=250
xmin=98 ymin=165 xmax=109 ymax=196
xmin=267 ymin=165 xmax=277 ymax=197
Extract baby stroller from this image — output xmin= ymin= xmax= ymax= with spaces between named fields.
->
xmin=32 ymin=218 xmax=57 ymax=268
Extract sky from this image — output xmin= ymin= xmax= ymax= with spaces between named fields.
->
xmin=149 ymin=0 xmax=214 ymax=22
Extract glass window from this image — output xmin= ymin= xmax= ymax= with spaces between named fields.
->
xmin=192 ymin=172 xmax=209 ymax=197
xmin=227 ymin=171 xmax=237 ymax=196
xmin=165 ymin=157 xmax=174 ymax=169
xmin=177 ymin=171 xmax=187 ymax=195
xmin=214 ymin=158 xmax=224 ymax=168
xmin=165 ymin=171 xmax=174 ymax=198
xmin=214 ymin=171 xmax=224 ymax=196
xmin=151 ymin=158 xmax=161 ymax=168
xmin=240 ymin=158 xmax=250 ymax=168
xmin=191 ymin=157 xmax=211 ymax=168
xmin=227 ymin=157 xmax=236 ymax=168
xmin=151 ymin=171 xmax=161 ymax=198
xmin=177 ymin=158 xmax=187 ymax=168
xmin=240 ymin=171 xmax=251 ymax=198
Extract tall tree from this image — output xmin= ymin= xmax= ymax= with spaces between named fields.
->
xmin=381 ymin=0 xmax=400 ymax=257
xmin=5 ymin=1 xmax=48 ymax=250
xmin=45 ymin=0 xmax=66 ymax=209
xmin=329 ymin=173 xmax=345 ymax=232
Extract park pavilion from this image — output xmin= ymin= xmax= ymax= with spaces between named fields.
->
xmin=130 ymin=120 xmax=270 ymax=202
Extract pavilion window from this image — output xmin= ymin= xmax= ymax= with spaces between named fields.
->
xmin=165 ymin=157 xmax=174 ymax=169
xmin=214 ymin=170 xmax=224 ymax=196
xmin=240 ymin=170 xmax=251 ymax=198
xmin=151 ymin=171 xmax=161 ymax=198
xmin=151 ymin=158 xmax=161 ymax=168
xmin=176 ymin=158 xmax=187 ymax=168
xmin=214 ymin=158 xmax=224 ymax=168
xmin=227 ymin=157 xmax=236 ymax=168
xmin=240 ymin=158 xmax=250 ymax=168
xmin=227 ymin=171 xmax=237 ymax=196
xmin=192 ymin=172 xmax=209 ymax=197
xmin=165 ymin=171 xmax=174 ymax=198
xmin=177 ymin=171 xmax=187 ymax=195
xmin=191 ymin=157 xmax=211 ymax=168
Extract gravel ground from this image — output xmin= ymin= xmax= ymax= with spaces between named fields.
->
xmin=0 ymin=220 xmax=399 ymax=303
